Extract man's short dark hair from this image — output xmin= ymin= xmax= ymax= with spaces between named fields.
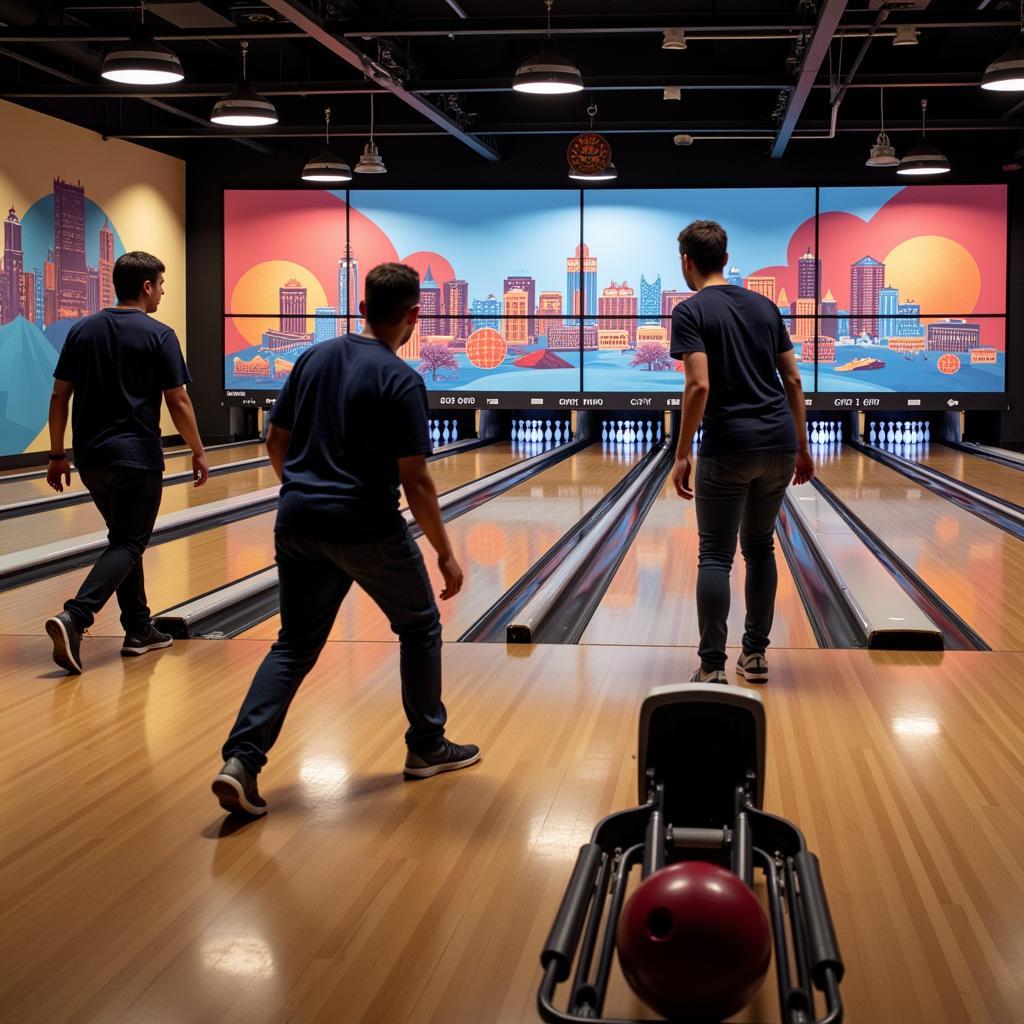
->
xmin=364 ymin=263 xmax=420 ymax=325
xmin=112 ymin=251 xmax=165 ymax=302
xmin=678 ymin=220 xmax=728 ymax=276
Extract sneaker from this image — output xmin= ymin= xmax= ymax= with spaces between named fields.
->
xmin=404 ymin=740 xmax=481 ymax=779
xmin=212 ymin=757 xmax=268 ymax=817
xmin=122 ymin=624 xmax=173 ymax=657
xmin=690 ymin=666 xmax=729 ymax=685
xmin=736 ymin=650 xmax=768 ymax=683
xmin=45 ymin=611 xmax=83 ymax=675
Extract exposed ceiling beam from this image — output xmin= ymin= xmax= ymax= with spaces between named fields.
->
xmin=0 ymin=45 xmax=273 ymax=155
xmin=257 ymin=0 xmax=501 ymax=161
xmin=334 ymin=13 xmax=1019 ymax=38
xmin=0 ymin=26 xmax=309 ymax=43
xmin=771 ymin=0 xmax=849 ymax=159
xmin=0 ymin=83 xmax=386 ymax=100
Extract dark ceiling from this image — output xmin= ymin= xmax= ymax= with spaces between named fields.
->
xmin=2 ymin=0 xmax=1023 ymax=182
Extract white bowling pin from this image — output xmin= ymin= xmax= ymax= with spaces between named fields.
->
xmin=924 ymin=421 xmax=930 ymax=442
xmin=451 ymin=420 xmax=458 ymax=441
xmin=837 ymin=421 xmax=843 ymax=443
xmin=545 ymin=420 xmax=553 ymax=442
xmin=601 ymin=419 xmax=608 ymax=442
xmin=442 ymin=419 xmax=450 ymax=444
xmin=869 ymin=423 xmax=877 ymax=444
xmin=887 ymin=423 xmax=895 ymax=442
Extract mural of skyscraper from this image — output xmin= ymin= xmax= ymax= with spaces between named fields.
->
xmin=727 ymin=265 xmax=742 ymax=287
xmin=99 ymin=218 xmax=115 ymax=309
xmin=54 ymin=178 xmax=88 ymax=320
xmin=2 ymin=206 xmax=24 ymax=324
xmin=639 ymin=273 xmax=662 ymax=323
xmin=798 ymin=247 xmax=821 ymax=300
xmin=471 ymin=293 xmax=500 ymax=331
xmin=567 ymin=243 xmax=597 ymax=320
xmin=537 ymin=290 xmax=563 ymax=338
xmin=598 ymin=281 xmax=638 ymax=345
xmin=338 ymin=244 xmax=360 ymax=332
xmin=850 ymin=255 xmax=885 ymax=337
xmin=442 ymin=278 xmax=470 ymax=344
xmin=419 ymin=266 xmax=441 ymax=335
xmin=314 ymin=306 xmax=339 ymax=342
xmin=819 ymin=289 xmax=838 ymax=340
xmin=503 ymin=288 xmax=529 ymax=345
xmin=878 ymin=285 xmax=899 ymax=340
xmin=503 ymin=274 xmax=535 ymax=340
xmin=896 ymin=301 xmax=925 ymax=337
xmin=745 ymin=275 xmax=776 ymax=303
xmin=263 ymin=279 xmax=315 ymax=354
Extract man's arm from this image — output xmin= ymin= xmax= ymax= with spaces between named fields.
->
xmin=265 ymin=423 xmax=290 ymax=481
xmin=46 ymin=380 xmax=74 ymax=492
xmin=672 ymin=351 xmax=710 ymax=500
xmin=399 ymin=454 xmax=463 ymax=600
xmin=776 ymin=349 xmax=814 ymax=485
xmin=162 ymin=385 xmax=209 ymax=486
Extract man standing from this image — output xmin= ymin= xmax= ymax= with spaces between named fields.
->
xmin=45 ymin=251 xmax=207 ymax=675
xmin=670 ymin=221 xmax=814 ymax=685
xmin=212 ymin=263 xmax=479 ymax=818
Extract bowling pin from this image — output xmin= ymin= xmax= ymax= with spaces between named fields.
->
xmin=601 ymin=419 xmax=608 ymax=442
xmin=545 ymin=420 xmax=553 ymax=442
xmin=869 ymin=423 xmax=877 ymax=445
xmin=442 ymin=419 xmax=450 ymax=444
xmin=656 ymin=421 xmax=663 ymax=443
xmin=895 ymin=423 xmax=904 ymax=444
xmin=554 ymin=421 xmax=562 ymax=443
xmin=828 ymin=422 xmax=836 ymax=443
xmin=451 ymin=419 xmax=458 ymax=441
xmin=887 ymin=423 xmax=895 ymax=443
xmin=837 ymin=420 xmax=843 ymax=443
xmin=646 ymin=420 xmax=653 ymax=443
xmin=923 ymin=421 xmax=930 ymax=442
xmin=432 ymin=420 xmax=441 ymax=444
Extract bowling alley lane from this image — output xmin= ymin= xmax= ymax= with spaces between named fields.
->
xmin=815 ymin=445 xmax=1024 ymax=651
xmin=902 ymin=443 xmax=1024 ymax=507
xmin=0 ymin=442 xmax=524 ymax=638
xmin=0 ymin=441 xmax=270 ymax=507
xmin=243 ymin=443 xmax=647 ymax=643
xmin=580 ymin=474 xmax=818 ymax=650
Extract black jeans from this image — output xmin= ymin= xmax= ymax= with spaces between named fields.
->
xmin=694 ymin=450 xmax=797 ymax=671
xmin=65 ymin=466 xmax=163 ymax=634
xmin=222 ymin=525 xmax=446 ymax=773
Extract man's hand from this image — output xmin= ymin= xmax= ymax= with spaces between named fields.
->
xmin=438 ymin=553 xmax=464 ymax=600
xmin=672 ymin=452 xmax=694 ymax=500
xmin=46 ymin=458 xmax=72 ymax=493
xmin=192 ymin=452 xmax=210 ymax=487
xmin=793 ymin=449 xmax=815 ymax=485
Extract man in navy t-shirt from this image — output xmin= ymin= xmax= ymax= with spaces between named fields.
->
xmin=670 ymin=220 xmax=813 ymax=685
xmin=45 ymin=251 xmax=208 ymax=674
xmin=213 ymin=263 xmax=479 ymax=817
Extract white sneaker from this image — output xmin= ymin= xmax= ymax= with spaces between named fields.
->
xmin=736 ymin=650 xmax=768 ymax=683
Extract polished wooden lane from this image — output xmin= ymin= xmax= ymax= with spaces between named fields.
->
xmin=245 ymin=444 xmax=645 ymax=643
xmin=0 ymin=442 xmax=269 ymax=503
xmin=580 ymin=475 xmax=818 ymax=651
xmin=816 ymin=446 xmax=1024 ymax=651
xmin=906 ymin=443 xmax=1024 ymax=507
xmin=0 ymin=444 xmax=524 ymax=640
xmin=0 ymin=634 xmax=1021 ymax=1023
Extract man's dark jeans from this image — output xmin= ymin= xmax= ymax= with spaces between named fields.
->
xmin=694 ymin=450 xmax=797 ymax=671
xmin=222 ymin=525 xmax=446 ymax=773
xmin=65 ymin=466 xmax=163 ymax=634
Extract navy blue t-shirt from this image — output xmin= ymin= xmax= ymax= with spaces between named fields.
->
xmin=670 ymin=285 xmax=797 ymax=456
xmin=53 ymin=307 xmax=190 ymax=471
xmin=269 ymin=333 xmax=433 ymax=543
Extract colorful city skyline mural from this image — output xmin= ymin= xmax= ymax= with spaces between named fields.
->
xmin=222 ymin=185 xmax=1007 ymax=396
xmin=0 ymin=179 xmax=126 ymax=454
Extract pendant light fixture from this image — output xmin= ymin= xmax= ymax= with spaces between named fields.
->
xmin=302 ymin=107 xmax=352 ymax=183
xmin=101 ymin=0 xmax=183 ymax=85
xmin=981 ymin=0 xmax=1024 ymax=92
xmin=513 ymin=0 xmax=583 ymax=95
xmin=354 ymin=93 xmax=386 ymax=173
xmin=210 ymin=41 xmax=278 ymax=127
xmin=866 ymin=86 xmax=899 ymax=167
xmin=567 ymin=104 xmax=617 ymax=182
xmin=897 ymin=98 xmax=950 ymax=176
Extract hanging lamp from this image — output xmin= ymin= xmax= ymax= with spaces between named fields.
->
xmin=567 ymin=104 xmax=617 ymax=182
xmin=866 ymin=87 xmax=899 ymax=167
xmin=513 ymin=0 xmax=583 ymax=95
xmin=981 ymin=0 xmax=1024 ymax=92
xmin=210 ymin=41 xmax=278 ymax=127
xmin=897 ymin=98 xmax=950 ymax=175
xmin=354 ymin=93 xmax=387 ymax=173
xmin=302 ymin=107 xmax=352 ymax=182
xmin=101 ymin=0 xmax=183 ymax=85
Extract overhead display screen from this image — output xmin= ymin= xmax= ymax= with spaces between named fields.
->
xmin=223 ymin=185 xmax=1007 ymax=412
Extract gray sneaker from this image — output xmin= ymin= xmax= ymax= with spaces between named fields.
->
xmin=690 ymin=666 xmax=729 ymax=685
xmin=212 ymin=757 xmax=268 ymax=817
xmin=122 ymin=623 xmax=173 ymax=657
xmin=404 ymin=740 xmax=481 ymax=779
xmin=736 ymin=650 xmax=768 ymax=683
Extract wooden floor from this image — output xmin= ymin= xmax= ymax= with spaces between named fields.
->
xmin=0 ymin=635 xmax=1021 ymax=1023
xmin=815 ymin=445 xmax=1024 ymax=651
xmin=3 ymin=441 xmax=1024 ymax=1023
xmin=911 ymin=443 xmax=1024 ymax=508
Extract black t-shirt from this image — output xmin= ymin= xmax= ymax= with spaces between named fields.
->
xmin=670 ymin=285 xmax=797 ymax=457
xmin=270 ymin=333 xmax=433 ymax=543
xmin=53 ymin=307 xmax=191 ymax=471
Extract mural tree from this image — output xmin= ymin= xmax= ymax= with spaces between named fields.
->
xmin=418 ymin=341 xmax=459 ymax=382
xmin=631 ymin=341 xmax=674 ymax=371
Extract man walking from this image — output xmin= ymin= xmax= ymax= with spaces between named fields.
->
xmin=212 ymin=263 xmax=479 ymax=818
xmin=670 ymin=220 xmax=814 ymax=685
xmin=45 ymin=251 xmax=207 ymax=674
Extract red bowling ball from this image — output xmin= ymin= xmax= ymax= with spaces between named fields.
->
xmin=616 ymin=861 xmax=772 ymax=1022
